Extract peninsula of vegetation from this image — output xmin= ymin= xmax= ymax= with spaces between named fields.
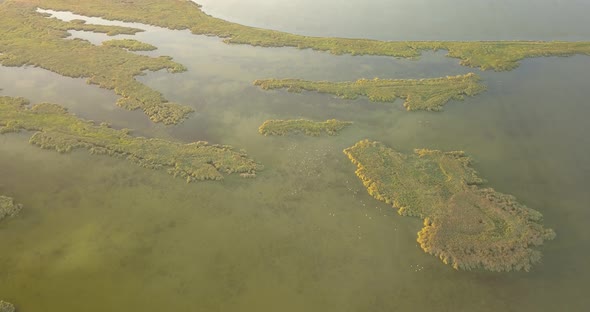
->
xmin=0 ymin=0 xmax=192 ymax=125
xmin=258 ymin=119 xmax=352 ymax=136
xmin=0 ymin=301 xmax=16 ymax=312
xmin=0 ymin=196 xmax=22 ymax=222
xmin=0 ymin=96 xmax=262 ymax=182
xmin=102 ymin=39 xmax=158 ymax=51
xmin=19 ymin=0 xmax=590 ymax=71
xmin=255 ymin=74 xmax=485 ymax=111
xmin=344 ymin=140 xmax=555 ymax=272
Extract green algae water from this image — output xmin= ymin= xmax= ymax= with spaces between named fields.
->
xmin=1 ymin=0 xmax=590 ymax=311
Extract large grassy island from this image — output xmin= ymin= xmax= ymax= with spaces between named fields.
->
xmin=0 ymin=96 xmax=262 ymax=182
xmin=255 ymin=74 xmax=485 ymax=111
xmin=344 ymin=140 xmax=555 ymax=272
xmin=16 ymin=0 xmax=590 ymax=71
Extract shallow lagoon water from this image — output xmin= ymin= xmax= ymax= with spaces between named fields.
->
xmin=1 ymin=1 xmax=590 ymax=311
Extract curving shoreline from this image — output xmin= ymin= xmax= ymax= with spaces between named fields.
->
xmin=0 ymin=1 xmax=192 ymax=125
xmin=16 ymin=0 xmax=590 ymax=71
xmin=0 ymin=96 xmax=262 ymax=182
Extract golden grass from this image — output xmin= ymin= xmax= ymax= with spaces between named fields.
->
xmin=255 ymin=73 xmax=486 ymax=111
xmin=0 ymin=96 xmax=262 ymax=182
xmin=344 ymin=140 xmax=555 ymax=272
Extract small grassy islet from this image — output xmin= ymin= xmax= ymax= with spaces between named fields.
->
xmin=0 ymin=195 xmax=22 ymax=222
xmin=344 ymin=140 xmax=556 ymax=272
xmin=255 ymin=73 xmax=486 ymax=111
xmin=102 ymin=39 xmax=158 ymax=51
xmin=258 ymin=119 xmax=352 ymax=136
xmin=0 ymin=96 xmax=262 ymax=182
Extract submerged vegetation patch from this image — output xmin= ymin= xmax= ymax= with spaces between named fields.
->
xmin=255 ymin=74 xmax=485 ymax=111
xmin=0 ymin=301 xmax=16 ymax=312
xmin=0 ymin=96 xmax=262 ymax=182
xmin=0 ymin=0 xmax=192 ymax=124
xmin=0 ymin=195 xmax=22 ymax=222
xmin=18 ymin=0 xmax=590 ymax=71
xmin=344 ymin=140 xmax=555 ymax=272
xmin=102 ymin=39 xmax=157 ymax=51
xmin=258 ymin=119 xmax=352 ymax=136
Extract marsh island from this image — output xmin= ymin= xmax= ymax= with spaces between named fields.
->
xmin=1 ymin=0 xmax=589 ymax=128
xmin=0 ymin=96 xmax=261 ymax=182
xmin=255 ymin=73 xmax=485 ymax=111
xmin=0 ymin=1 xmax=191 ymax=124
xmin=0 ymin=195 xmax=22 ymax=222
xmin=102 ymin=39 xmax=158 ymax=51
xmin=344 ymin=140 xmax=556 ymax=271
xmin=258 ymin=119 xmax=352 ymax=136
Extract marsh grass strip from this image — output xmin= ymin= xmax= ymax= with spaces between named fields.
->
xmin=20 ymin=0 xmax=590 ymax=71
xmin=0 ymin=96 xmax=262 ymax=182
xmin=255 ymin=74 xmax=486 ymax=111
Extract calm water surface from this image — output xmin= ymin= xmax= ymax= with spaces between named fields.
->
xmin=1 ymin=1 xmax=589 ymax=311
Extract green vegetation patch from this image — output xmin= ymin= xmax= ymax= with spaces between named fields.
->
xmin=255 ymin=73 xmax=485 ymax=111
xmin=258 ymin=119 xmax=352 ymax=136
xmin=344 ymin=140 xmax=555 ymax=272
xmin=411 ymin=41 xmax=590 ymax=71
xmin=0 ymin=195 xmax=22 ymax=222
xmin=0 ymin=96 xmax=262 ymax=182
xmin=102 ymin=39 xmax=157 ymax=51
xmin=0 ymin=301 xmax=16 ymax=312
xmin=20 ymin=0 xmax=590 ymax=71
xmin=0 ymin=1 xmax=192 ymax=124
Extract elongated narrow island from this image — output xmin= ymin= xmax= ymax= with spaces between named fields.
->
xmin=21 ymin=0 xmax=590 ymax=71
xmin=255 ymin=73 xmax=485 ymax=111
xmin=0 ymin=196 xmax=22 ymax=222
xmin=258 ymin=119 xmax=352 ymax=136
xmin=0 ymin=96 xmax=262 ymax=182
xmin=102 ymin=39 xmax=158 ymax=51
xmin=344 ymin=140 xmax=555 ymax=272
xmin=0 ymin=1 xmax=191 ymax=124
